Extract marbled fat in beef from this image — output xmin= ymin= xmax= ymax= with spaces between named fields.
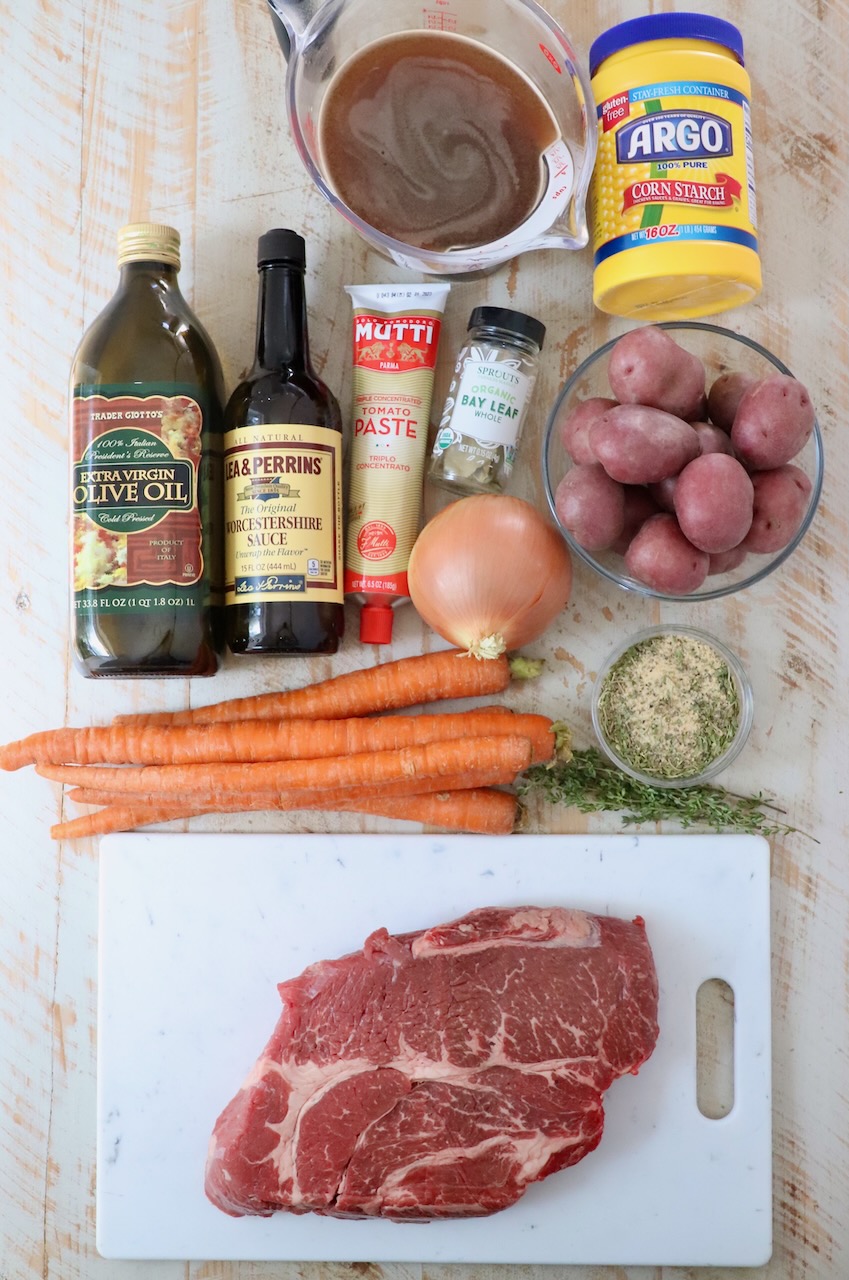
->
xmin=204 ymin=905 xmax=659 ymax=1221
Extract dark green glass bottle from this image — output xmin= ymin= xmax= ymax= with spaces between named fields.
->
xmin=223 ymin=230 xmax=344 ymax=655
xmin=70 ymin=223 xmax=224 ymax=677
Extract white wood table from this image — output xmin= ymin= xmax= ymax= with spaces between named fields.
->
xmin=1 ymin=2 xmax=847 ymax=1277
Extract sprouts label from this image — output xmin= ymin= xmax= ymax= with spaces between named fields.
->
xmin=71 ymin=390 xmax=205 ymax=615
xmin=435 ymin=355 xmax=534 ymax=450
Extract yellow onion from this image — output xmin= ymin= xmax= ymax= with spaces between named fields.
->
xmin=408 ymin=495 xmax=573 ymax=659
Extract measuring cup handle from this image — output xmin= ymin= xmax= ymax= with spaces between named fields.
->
xmin=266 ymin=0 xmax=317 ymax=60
xmin=268 ymin=6 xmax=292 ymax=59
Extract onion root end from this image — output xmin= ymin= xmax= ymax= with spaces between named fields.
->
xmin=468 ymin=633 xmax=507 ymax=661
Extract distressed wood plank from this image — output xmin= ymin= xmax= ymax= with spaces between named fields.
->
xmin=0 ymin=2 xmax=85 ymax=1278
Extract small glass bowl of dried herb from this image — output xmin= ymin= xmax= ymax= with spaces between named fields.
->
xmin=591 ymin=625 xmax=754 ymax=789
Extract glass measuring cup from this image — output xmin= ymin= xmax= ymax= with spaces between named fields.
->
xmin=266 ymin=0 xmax=596 ymax=274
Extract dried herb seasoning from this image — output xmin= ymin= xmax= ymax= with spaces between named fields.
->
xmin=596 ymin=631 xmax=741 ymax=780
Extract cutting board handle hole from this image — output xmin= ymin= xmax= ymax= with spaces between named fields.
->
xmin=696 ymin=977 xmax=735 ymax=1118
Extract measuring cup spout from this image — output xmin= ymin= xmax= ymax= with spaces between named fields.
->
xmin=543 ymin=193 xmax=591 ymax=253
xmin=266 ymin=0 xmax=319 ymax=59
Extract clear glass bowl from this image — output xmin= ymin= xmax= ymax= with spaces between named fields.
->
xmin=541 ymin=321 xmax=824 ymax=601
xmin=591 ymin=624 xmax=754 ymax=789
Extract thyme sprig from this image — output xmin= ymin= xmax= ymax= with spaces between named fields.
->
xmin=519 ymin=747 xmax=811 ymax=840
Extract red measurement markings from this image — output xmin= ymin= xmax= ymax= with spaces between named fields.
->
xmin=422 ymin=6 xmax=457 ymax=31
xmin=539 ymin=43 xmax=562 ymax=74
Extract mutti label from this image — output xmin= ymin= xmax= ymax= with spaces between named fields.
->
xmin=353 ymin=314 xmax=442 ymax=372
xmin=356 ymin=519 xmax=397 ymax=562
xmin=344 ymin=568 xmax=409 ymax=596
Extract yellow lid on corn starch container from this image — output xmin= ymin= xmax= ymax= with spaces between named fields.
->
xmin=589 ymin=13 xmax=761 ymax=320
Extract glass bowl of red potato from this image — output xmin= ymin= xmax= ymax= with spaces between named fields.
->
xmin=541 ymin=321 xmax=824 ymax=601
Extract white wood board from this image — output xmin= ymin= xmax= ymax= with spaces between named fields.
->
xmin=96 ymin=832 xmax=772 ymax=1265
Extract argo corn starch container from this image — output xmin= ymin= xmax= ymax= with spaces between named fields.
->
xmin=589 ymin=13 xmax=761 ymax=320
xmin=344 ymin=283 xmax=450 ymax=644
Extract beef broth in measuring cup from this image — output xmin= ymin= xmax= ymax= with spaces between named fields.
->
xmin=269 ymin=0 xmax=595 ymax=274
xmin=318 ymin=31 xmax=560 ymax=253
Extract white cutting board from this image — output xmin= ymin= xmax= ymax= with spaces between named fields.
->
xmin=96 ymin=832 xmax=772 ymax=1265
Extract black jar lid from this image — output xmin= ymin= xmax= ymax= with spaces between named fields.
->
xmin=257 ymin=229 xmax=306 ymax=268
xmin=468 ymin=306 xmax=546 ymax=350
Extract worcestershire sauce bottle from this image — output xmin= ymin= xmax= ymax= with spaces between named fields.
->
xmin=223 ymin=230 xmax=344 ymax=654
xmin=70 ymin=223 xmax=224 ymax=677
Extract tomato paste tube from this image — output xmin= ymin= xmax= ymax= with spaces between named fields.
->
xmin=344 ymin=283 xmax=450 ymax=643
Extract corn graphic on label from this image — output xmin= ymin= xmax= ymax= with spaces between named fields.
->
xmin=589 ymin=18 xmax=761 ymax=320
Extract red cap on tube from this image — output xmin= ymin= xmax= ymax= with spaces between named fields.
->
xmin=360 ymin=603 xmax=395 ymax=644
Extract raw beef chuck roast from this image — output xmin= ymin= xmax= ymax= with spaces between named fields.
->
xmin=204 ymin=905 xmax=659 ymax=1221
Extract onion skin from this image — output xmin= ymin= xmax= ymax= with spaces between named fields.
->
xmin=408 ymin=495 xmax=573 ymax=658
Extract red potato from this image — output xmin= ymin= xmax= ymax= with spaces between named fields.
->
xmin=741 ymin=464 xmax=813 ymax=553
xmin=608 ymin=326 xmax=707 ymax=421
xmin=554 ymin=464 xmax=625 ymax=551
xmin=648 ymin=475 xmax=678 ymax=513
xmin=611 ymin=486 xmax=660 ymax=555
xmin=708 ymin=545 xmax=748 ymax=576
xmin=559 ymin=397 xmax=617 ymax=465
xmin=707 ymin=371 xmax=758 ymax=431
xmin=673 ymin=454 xmax=754 ymax=554
xmin=625 ymin=513 xmax=710 ymax=594
xmin=693 ymin=421 xmax=736 ymax=457
xmin=731 ymin=374 xmax=815 ymax=469
xmin=590 ymin=404 xmax=700 ymax=484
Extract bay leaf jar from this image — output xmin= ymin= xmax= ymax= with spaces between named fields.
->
xmin=428 ymin=306 xmax=545 ymax=495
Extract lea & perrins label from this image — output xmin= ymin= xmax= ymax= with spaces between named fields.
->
xmin=223 ymin=423 xmax=343 ymax=606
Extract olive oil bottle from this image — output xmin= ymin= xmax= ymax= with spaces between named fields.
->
xmin=70 ymin=223 xmax=224 ymax=677
xmin=223 ymin=230 xmax=344 ymax=654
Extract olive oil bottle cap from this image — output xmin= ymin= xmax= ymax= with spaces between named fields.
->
xmin=117 ymin=222 xmax=181 ymax=268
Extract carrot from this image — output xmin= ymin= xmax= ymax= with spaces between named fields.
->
xmin=110 ymin=649 xmax=512 ymax=728
xmin=52 ymin=802 xmax=186 ymax=840
xmin=363 ymin=789 xmax=517 ymax=833
xmin=64 ymin=760 xmax=518 ymax=806
xmin=37 ymin=735 xmax=533 ymax=801
xmin=50 ymin=787 xmax=518 ymax=841
xmin=0 ymin=710 xmax=554 ymax=771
